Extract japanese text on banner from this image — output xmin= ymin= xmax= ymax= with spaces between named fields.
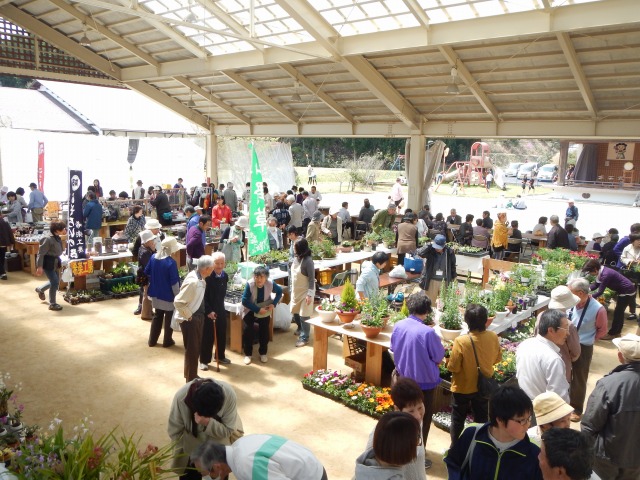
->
xmin=248 ymin=146 xmax=269 ymax=257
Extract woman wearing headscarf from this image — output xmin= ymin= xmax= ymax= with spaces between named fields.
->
xmin=306 ymin=210 xmax=323 ymax=243
xmin=145 ymin=236 xmax=181 ymax=347
xmin=321 ymin=207 xmax=343 ymax=244
xmin=220 ymin=215 xmax=248 ymax=263
xmin=134 ymin=230 xmax=156 ymax=316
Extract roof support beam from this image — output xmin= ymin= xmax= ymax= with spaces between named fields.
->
xmin=278 ymin=64 xmax=353 ymax=124
xmin=222 ymin=70 xmax=299 ymax=124
xmin=125 ymin=80 xmax=209 ymax=130
xmin=173 ymin=76 xmax=251 ymax=124
xmin=0 ymin=4 xmax=121 ymax=79
xmin=0 ymin=66 xmax=120 ymax=86
xmin=193 ymin=0 xmax=264 ymax=52
xmin=556 ymin=32 xmax=598 ymax=119
xmin=438 ymin=45 xmax=499 ymax=123
xmin=47 ymin=0 xmax=160 ymax=68
xmin=402 ymin=0 xmax=430 ymax=29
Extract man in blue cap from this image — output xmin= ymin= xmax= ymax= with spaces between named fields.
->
xmin=416 ymin=234 xmax=457 ymax=301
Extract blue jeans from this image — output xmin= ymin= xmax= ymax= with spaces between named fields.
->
xmin=39 ymin=268 xmax=59 ymax=305
xmin=299 ymin=315 xmax=310 ymax=342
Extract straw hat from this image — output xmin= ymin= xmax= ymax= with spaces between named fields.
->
xmin=533 ymin=392 xmax=574 ymax=425
xmin=145 ymin=218 xmax=161 ymax=229
xmin=139 ymin=230 xmax=156 ymax=244
xmin=549 ymin=286 xmax=580 ymax=310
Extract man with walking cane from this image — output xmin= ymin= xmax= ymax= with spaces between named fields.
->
xmin=201 ymin=252 xmax=231 ymax=371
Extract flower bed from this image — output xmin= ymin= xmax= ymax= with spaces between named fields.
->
xmin=301 ymin=370 xmax=394 ymax=418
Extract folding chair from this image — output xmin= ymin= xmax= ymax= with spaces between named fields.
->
xmin=472 ymin=234 xmax=489 ymax=250
xmin=505 ymin=238 xmax=522 ymax=263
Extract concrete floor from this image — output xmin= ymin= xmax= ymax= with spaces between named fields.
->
xmin=2 ymin=270 xmax=635 ymax=479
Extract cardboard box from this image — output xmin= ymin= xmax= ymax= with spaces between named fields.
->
xmin=345 ymin=352 xmax=366 ymax=382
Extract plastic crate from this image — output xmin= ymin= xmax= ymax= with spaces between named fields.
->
xmin=99 ymin=275 xmax=135 ymax=292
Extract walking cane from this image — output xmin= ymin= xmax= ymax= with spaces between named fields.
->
xmin=213 ymin=315 xmax=220 ymax=372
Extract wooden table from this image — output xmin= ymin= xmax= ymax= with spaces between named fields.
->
xmin=14 ymin=236 xmax=68 ymax=276
xmin=322 ymin=272 xmax=420 ymax=297
xmin=308 ymin=317 xmax=391 ymax=385
xmin=522 ymin=233 xmax=547 ymax=248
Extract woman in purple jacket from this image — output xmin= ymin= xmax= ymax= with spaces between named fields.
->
xmin=582 ymin=259 xmax=636 ymax=339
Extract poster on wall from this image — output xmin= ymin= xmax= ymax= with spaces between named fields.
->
xmin=67 ymin=170 xmax=86 ymax=260
xmin=607 ymin=142 xmax=635 ymax=160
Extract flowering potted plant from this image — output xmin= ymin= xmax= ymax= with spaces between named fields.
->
xmin=335 ymin=279 xmax=361 ymax=323
xmin=359 ymin=289 xmax=390 ymax=338
xmin=315 ymin=298 xmax=337 ymax=323
xmin=0 ymin=372 xmax=14 ymax=418
xmin=339 ymin=241 xmax=354 ymax=253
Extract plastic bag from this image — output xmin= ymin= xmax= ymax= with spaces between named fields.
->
xmin=388 ymin=265 xmax=408 ymax=279
xmin=273 ymin=302 xmax=291 ymax=330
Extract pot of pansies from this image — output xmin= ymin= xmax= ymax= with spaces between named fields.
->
xmin=335 ymin=279 xmax=361 ymax=324
xmin=359 ymin=312 xmax=384 ymax=339
xmin=315 ymin=299 xmax=337 ymax=323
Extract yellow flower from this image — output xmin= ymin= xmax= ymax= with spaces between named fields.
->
xmin=502 ymin=362 xmax=508 ymax=366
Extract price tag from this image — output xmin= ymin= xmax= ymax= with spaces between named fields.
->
xmin=70 ymin=259 xmax=94 ymax=277
xmin=511 ymin=321 xmax=518 ymax=329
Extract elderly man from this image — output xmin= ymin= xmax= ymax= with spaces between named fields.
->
xmin=546 ymin=215 xmax=570 ymax=249
xmin=309 ymin=185 xmax=322 ymax=202
xmin=337 ymin=201 xmax=354 ymax=240
xmin=191 ymin=436 xmax=327 ymax=480
xmin=565 ymin=199 xmax=579 ymax=224
xmin=200 ymin=252 xmax=230 ymax=370
xmin=168 ymin=378 xmax=243 ymax=480
xmin=286 ymin=194 xmax=303 ymax=234
xmin=582 ymin=334 xmax=640 ymax=480
xmin=301 ymin=191 xmax=317 ymax=233
xmin=371 ymin=203 xmax=397 ymax=233
xmin=517 ymin=310 xmax=570 ymax=420
xmin=567 ymin=278 xmax=608 ymax=422
xmin=390 ymin=177 xmax=404 ymax=208
xmin=28 ymin=182 xmax=48 ymax=222
xmin=446 ymin=209 xmax=462 ymax=225
xmin=174 ymin=255 xmax=215 ymax=382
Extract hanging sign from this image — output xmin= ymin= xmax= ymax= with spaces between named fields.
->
xmin=37 ymin=142 xmax=45 ymax=193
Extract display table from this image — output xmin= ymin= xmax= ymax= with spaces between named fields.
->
xmin=14 ymin=236 xmax=68 ymax=276
xmin=522 ymin=233 xmax=547 ymax=248
xmin=322 ymin=272 xmax=420 ymax=298
xmin=456 ymin=252 xmax=490 ymax=276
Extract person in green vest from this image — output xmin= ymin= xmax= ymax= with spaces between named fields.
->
xmin=371 ymin=203 xmax=397 ymax=233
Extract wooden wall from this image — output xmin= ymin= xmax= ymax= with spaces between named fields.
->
xmin=595 ymin=142 xmax=639 ymax=183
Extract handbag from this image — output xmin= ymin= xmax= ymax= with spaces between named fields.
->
xmin=468 ymin=334 xmax=499 ymax=399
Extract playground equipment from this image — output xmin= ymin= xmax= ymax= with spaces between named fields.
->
xmin=434 ymin=142 xmax=493 ymax=193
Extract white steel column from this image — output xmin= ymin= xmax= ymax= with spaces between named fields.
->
xmin=206 ymin=131 xmax=218 ymax=185
xmin=407 ymin=135 xmax=426 ymax=211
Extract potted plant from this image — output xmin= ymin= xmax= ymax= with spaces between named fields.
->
xmin=353 ymin=241 xmax=362 ymax=252
xmin=0 ymin=373 xmax=12 ymax=418
xmin=315 ymin=298 xmax=337 ymax=323
xmin=359 ymin=311 xmax=384 ymax=338
xmin=335 ymin=279 xmax=361 ymax=324
xmin=362 ymin=232 xmax=381 ymax=249
xmin=379 ymin=228 xmax=396 ymax=248
xmin=388 ymin=299 xmax=409 ymax=326
xmin=439 ymin=282 xmax=463 ymax=341
xmin=319 ymin=239 xmax=337 ymax=259
xmin=340 ymin=241 xmax=354 ymax=253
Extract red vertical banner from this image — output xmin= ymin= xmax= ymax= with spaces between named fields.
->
xmin=37 ymin=142 xmax=45 ymax=193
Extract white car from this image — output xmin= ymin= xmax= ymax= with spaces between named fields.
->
xmin=505 ymin=162 xmax=523 ymax=177
xmin=517 ymin=163 xmax=539 ymax=180
xmin=537 ymin=164 xmax=558 ymax=182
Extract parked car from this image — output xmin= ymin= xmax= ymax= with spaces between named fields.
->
xmin=517 ymin=162 xmax=539 ymax=179
xmin=505 ymin=162 xmax=523 ymax=177
xmin=537 ymin=164 xmax=558 ymax=182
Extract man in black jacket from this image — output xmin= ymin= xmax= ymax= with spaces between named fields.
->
xmin=417 ymin=234 xmax=456 ymax=302
xmin=546 ymin=215 xmax=570 ymax=249
xmin=446 ymin=209 xmax=462 ymax=225
xmin=201 ymin=252 xmax=230 ymax=370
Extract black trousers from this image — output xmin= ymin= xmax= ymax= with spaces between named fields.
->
xmin=421 ymin=388 xmax=436 ymax=447
xmin=243 ymin=311 xmax=270 ymax=356
xmin=149 ymin=308 xmax=173 ymax=346
xmin=302 ymin=217 xmax=311 ymax=235
xmin=570 ymin=344 xmax=593 ymax=414
xmin=0 ymin=247 xmax=6 ymax=275
xmin=609 ymin=294 xmax=635 ymax=335
xmin=450 ymin=391 xmax=489 ymax=447
xmin=201 ymin=310 xmax=228 ymax=364
xmin=181 ymin=313 xmax=204 ymax=382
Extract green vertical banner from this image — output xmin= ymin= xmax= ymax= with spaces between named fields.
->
xmin=248 ymin=145 xmax=270 ymax=257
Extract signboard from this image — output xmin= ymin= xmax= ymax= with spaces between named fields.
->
xmin=67 ymin=170 xmax=86 ymax=260
xmin=247 ymin=145 xmax=269 ymax=257
xmin=607 ymin=142 xmax=635 ymax=160
xmin=37 ymin=142 xmax=45 ymax=193
xmin=70 ymin=259 xmax=94 ymax=277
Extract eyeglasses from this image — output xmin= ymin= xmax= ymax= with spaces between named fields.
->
xmin=556 ymin=327 xmax=569 ymax=332
xmin=511 ymin=415 xmax=532 ymax=426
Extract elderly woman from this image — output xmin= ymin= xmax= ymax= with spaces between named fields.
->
xmin=620 ymin=233 xmax=640 ymax=268
xmin=306 ymin=210 xmax=323 ymax=243
xmin=396 ymin=213 xmax=418 ymax=266
xmin=582 ymin=258 xmax=637 ymax=340
xmin=447 ymin=304 xmax=502 ymax=447
xmin=429 ymin=213 xmax=447 ymax=237
xmin=267 ymin=216 xmax=283 ymax=250
xmin=145 ymin=236 xmax=180 ymax=348
xmin=124 ymin=205 xmax=146 ymax=243
xmin=290 ymin=238 xmax=316 ymax=348
xmin=35 ymin=221 xmax=66 ymax=311
xmin=4 ymin=191 xmax=23 ymax=223
xmin=241 ymin=266 xmax=283 ymax=365
xmin=220 ymin=215 xmax=248 ymax=263
xmin=321 ymin=206 xmax=343 ymax=244
xmin=134 ymin=230 xmax=156 ymax=316
xmin=150 ymin=186 xmax=172 ymax=226
xmin=491 ymin=212 xmax=511 ymax=260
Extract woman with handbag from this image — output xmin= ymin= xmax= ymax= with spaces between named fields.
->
xmin=35 ymin=221 xmax=66 ymax=311
xmin=150 ymin=185 xmax=172 ymax=226
xmin=145 ymin=236 xmax=181 ymax=347
xmin=447 ymin=304 xmax=502 ymax=447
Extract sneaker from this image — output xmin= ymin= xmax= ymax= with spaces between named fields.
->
xmin=295 ymin=339 xmax=309 ymax=348
xmin=48 ymin=304 xmax=63 ymax=311
xmin=0 ymin=274 xmax=7 ymax=280
xmin=199 ymin=363 xmax=209 ymax=371
xmin=162 ymin=340 xmax=176 ymax=348
xmin=243 ymin=356 xmax=251 ymax=365
xmin=601 ymin=333 xmax=621 ymax=341
xmin=36 ymin=288 xmax=45 ymax=301
xmin=219 ymin=358 xmax=231 ymax=365
xmin=570 ymin=412 xmax=582 ymax=423
xmin=627 ymin=314 xmax=638 ymax=320
xmin=424 ymin=458 xmax=432 ymax=470
xmin=260 ymin=355 xmax=268 ymax=363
